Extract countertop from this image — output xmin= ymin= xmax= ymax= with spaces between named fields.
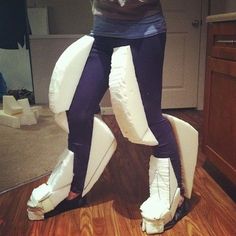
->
xmin=206 ymin=12 xmax=236 ymax=23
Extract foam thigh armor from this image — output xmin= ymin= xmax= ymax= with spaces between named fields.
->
xmin=49 ymin=35 xmax=94 ymax=113
xmin=109 ymin=46 xmax=158 ymax=146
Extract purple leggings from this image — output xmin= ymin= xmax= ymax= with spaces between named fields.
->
xmin=66 ymin=33 xmax=183 ymax=194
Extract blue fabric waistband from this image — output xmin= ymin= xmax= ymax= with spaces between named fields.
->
xmin=91 ymin=13 xmax=166 ymax=39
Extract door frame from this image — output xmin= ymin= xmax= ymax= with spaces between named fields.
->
xmin=197 ymin=0 xmax=209 ymax=110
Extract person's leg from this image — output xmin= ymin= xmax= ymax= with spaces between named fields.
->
xmin=129 ymin=34 xmax=189 ymax=233
xmin=67 ymin=41 xmax=113 ymax=196
xmin=130 ymin=33 xmax=183 ymax=193
xmin=44 ymin=38 xmax=113 ymax=218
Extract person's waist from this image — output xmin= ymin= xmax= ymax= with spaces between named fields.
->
xmin=92 ymin=5 xmax=162 ymax=21
xmin=91 ymin=13 xmax=166 ymax=39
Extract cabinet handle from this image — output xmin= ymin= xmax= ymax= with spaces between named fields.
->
xmin=216 ymin=39 xmax=236 ymax=44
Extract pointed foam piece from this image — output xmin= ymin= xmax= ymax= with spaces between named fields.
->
xmin=16 ymin=98 xmax=37 ymax=125
xmin=17 ymin=98 xmax=31 ymax=112
xmin=164 ymin=114 xmax=198 ymax=199
xmin=3 ymin=95 xmax=23 ymax=115
xmin=0 ymin=110 xmax=21 ymax=128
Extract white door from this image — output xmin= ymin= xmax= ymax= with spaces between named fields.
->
xmin=100 ymin=0 xmax=202 ymax=114
xmin=161 ymin=0 xmax=202 ymax=108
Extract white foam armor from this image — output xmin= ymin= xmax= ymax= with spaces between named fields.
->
xmin=109 ymin=46 xmax=198 ymax=198
xmin=109 ymin=46 xmax=158 ymax=146
xmin=27 ymin=37 xmax=198 ymax=225
xmin=27 ymin=150 xmax=73 ymax=220
xmin=140 ymin=157 xmax=181 ymax=234
xmin=27 ymin=116 xmax=117 ymax=220
xmin=139 ymin=117 xmax=198 ymax=234
xmin=16 ymin=98 xmax=38 ymax=125
xmin=83 ymin=117 xmax=117 ymax=196
xmin=0 ymin=96 xmax=41 ymax=128
xmin=54 ymin=112 xmax=117 ymax=196
xmin=0 ymin=110 xmax=21 ymax=128
xmin=49 ymin=35 xmax=94 ymax=114
xmin=164 ymin=114 xmax=198 ymax=199
xmin=27 ymin=35 xmax=117 ymax=220
xmin=3 ymin=95 xmax=23 ymax=115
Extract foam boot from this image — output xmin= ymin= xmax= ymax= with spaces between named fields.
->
xmin=140 ymin=156 xmax=181 ymax=234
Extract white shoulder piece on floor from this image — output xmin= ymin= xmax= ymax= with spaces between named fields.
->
xmin=27 ymin=115 xmax=117 ymax=220
xmin=109 ymin=46 xmax=158 ymax=146
xmin=49 ymin=35 xmax=94 ymax=114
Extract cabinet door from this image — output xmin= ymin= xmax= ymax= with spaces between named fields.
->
xmin=204 ymin=57 xmax=236 ymax=184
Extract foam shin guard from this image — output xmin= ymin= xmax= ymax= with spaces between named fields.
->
xmin=140 ymin=156 xmax=181 ymax=234
xmin=164 ymin=114 xmax=198 ymax=199
xmin=27 ymin=116 xmax=117 ymax=220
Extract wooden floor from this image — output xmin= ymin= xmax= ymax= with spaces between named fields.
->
xmin=0 ymin=109 xmax=235 ymax=236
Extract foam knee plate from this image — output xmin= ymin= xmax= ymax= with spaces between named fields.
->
xmin=82 ymin=116 xmax=117 ymax=196
xmin=109 ymin=46 xmax=158 ymax=146
xmin=164 ymin=114 xmax=198 ymax=199
xmin=55 ymin=113 xmax=117 ymax=197
xmin=49 ymin=35 xmax=94 ymax=114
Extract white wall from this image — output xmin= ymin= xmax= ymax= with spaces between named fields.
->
xmin=1 ymin=0 xmax=93 ymax=92
xmin=0 ymin=46 xmax=32 ymax=91
xmin=27 ymin=0 xmax=93 ymax=35
xmin=0 ymin=1 xmax=33 ymax=91
xmin=30 ymin=35 xmax=83 ymax=104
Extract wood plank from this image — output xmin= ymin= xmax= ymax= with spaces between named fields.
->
xmin=0 ymin=110 xmax=235 ymax=236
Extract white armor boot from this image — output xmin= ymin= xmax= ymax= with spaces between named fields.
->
xmin=140 ymin=156 xmax=181 ymax=234
xmin=139 ymin=114 xmax=198 ymax=234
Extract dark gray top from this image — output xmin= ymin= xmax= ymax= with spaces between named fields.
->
xmin=91 ymin=0 xmax=162 ymax=20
